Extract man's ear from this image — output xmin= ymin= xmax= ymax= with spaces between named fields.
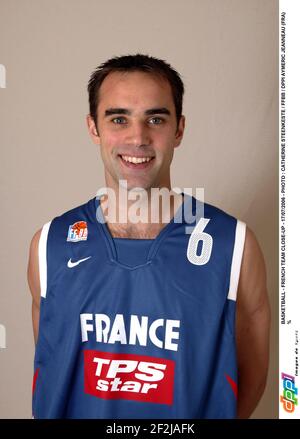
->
xmin=174 ymin=115 xmax=185 ymax=148
xmin=86 ymin=114 xmax=100 ymax=144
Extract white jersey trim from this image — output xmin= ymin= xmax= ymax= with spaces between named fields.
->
xmin=227 ymin=220 xmax=246 ymax=301
xmin=38 ymin=221 xmax=51 ymax=299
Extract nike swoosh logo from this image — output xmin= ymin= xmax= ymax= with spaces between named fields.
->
xmin=67 ymin=256 xmax=91 ymax=268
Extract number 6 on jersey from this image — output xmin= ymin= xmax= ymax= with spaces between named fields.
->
xmin=187 ymin=218 xmax=213 ymax=265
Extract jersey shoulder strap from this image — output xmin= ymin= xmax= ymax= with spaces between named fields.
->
xmin=38 ymin=197 xmax=95 ymax=299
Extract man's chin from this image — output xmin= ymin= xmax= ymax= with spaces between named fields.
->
xmin=117 ymin=178 xmax=154 ymax=193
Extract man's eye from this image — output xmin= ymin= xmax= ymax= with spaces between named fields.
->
xmin=112 ymin=117 xmax=126 ymax=124
xmin=149 ymin=117 xmax=164 ymax=125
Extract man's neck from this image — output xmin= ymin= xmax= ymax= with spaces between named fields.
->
xmin=99 ymin=187 xmax=183 ymax=239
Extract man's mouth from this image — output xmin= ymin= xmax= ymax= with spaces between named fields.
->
xmin=118 ymin=154 xmax=155 ymax=169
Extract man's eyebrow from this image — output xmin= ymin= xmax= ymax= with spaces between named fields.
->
xmin=104 ymin=107 xmax=171 ymax=117
xmin=144 ymin=108 xmax=171 ymax=116
xmin=104 ymin=108 xmax=130 ymax=117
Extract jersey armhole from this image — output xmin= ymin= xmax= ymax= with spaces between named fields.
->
xmin=38 ymin=221 xmax=52 ymax=299
xmin=227 ymin=220 xmax=246 ymax=301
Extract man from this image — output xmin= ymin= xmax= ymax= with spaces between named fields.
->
xmin=27 ymin=54 xmax=270 ymax=419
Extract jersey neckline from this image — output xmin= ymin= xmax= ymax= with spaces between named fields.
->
xmin=92 ymin=192 xmax=189 ymax=270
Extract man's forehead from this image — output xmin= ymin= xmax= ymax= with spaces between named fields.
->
xmin=98 ymin=70 xmax=173 ymax=104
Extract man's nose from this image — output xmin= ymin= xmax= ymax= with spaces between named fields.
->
xmin=124 ymin=121 xmax=151 ymax=147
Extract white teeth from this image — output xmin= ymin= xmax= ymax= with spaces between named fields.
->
xmin=121 ymin=155 xmax=152 ymax=164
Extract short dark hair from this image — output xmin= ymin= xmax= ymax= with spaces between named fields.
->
xmin=88 ymin=53 xmax=184 ymax=127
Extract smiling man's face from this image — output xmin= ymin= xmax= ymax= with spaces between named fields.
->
xmin=87 ymin=71 xmax=185 ymax=192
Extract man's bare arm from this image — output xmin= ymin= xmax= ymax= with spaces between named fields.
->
xmin=27 ymin=229 xmax=42 ymax=345
xmin=236 ymin=227 xmax=271 ymax=419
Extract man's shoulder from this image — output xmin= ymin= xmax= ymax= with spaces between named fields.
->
xmin=45 ymin=196 xmax=95 ymax=226
xmin=190 ymin=195 xmax=239 ymax=223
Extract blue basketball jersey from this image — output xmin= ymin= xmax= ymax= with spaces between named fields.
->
xmin=32 ymin=193 xmax=246 ymax=419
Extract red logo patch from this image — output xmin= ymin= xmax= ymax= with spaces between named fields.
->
xmin=84 ymin=350 xmax=175 ymax=405
xmin=67 ymin=221 xmax=88 ymax=242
